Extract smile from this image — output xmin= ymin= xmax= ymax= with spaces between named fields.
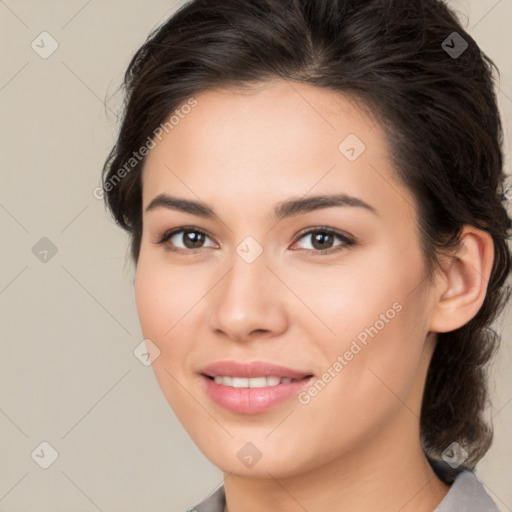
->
xmin=209 ymin=376 xmax=298 ymax=387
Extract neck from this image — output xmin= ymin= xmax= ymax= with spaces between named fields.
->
xmin=223 ymin=411 xmax=450 ymax=512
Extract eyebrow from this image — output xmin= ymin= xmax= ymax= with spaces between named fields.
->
xmin=145 ymin=193 xmax=378 ymax=219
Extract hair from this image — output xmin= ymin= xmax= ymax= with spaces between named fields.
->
xmin=101 ymin=0 xmax=511 ymax=471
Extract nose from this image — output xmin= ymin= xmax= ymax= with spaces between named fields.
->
xmin=207 ymin=249 xmax=289 ymax=343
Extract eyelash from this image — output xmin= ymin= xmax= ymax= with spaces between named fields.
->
xmin=153 ymin=225 xmax=355 ymax=256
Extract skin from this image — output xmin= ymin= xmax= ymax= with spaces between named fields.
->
xmin=134 ymin=79 xmax=494 ymax=512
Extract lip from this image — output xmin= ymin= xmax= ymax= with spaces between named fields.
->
xmin=199 ymin=360 xmax=313 ymax=379
xmin=199 ymin=360 xmax=314 ymax=414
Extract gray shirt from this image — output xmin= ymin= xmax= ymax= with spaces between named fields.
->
xmin=186 ymin=461 xmax=499 ymax=512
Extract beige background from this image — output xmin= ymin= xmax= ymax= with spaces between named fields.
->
xmin=0 ymin=1 xmax=511 ymax=511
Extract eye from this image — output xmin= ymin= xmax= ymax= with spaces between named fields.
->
xmin=154 ymin=226 xmax=355 ymax=254
xmin=154 ymin=227 xmax=217 ymax=252
xmin=291 ymin=227 xmax=355 ymax=254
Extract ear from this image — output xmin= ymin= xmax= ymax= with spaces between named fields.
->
xmin=428 ymin=226 xmax=495 ymax=333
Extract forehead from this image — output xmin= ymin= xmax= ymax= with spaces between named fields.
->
xmin=140 ymin=79 xmax=412 ymax=219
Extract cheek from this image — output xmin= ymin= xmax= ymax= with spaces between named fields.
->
xmin=289 ymin=246 xmax=430 ymax=406
xmin=134 ymin=263 xmax=167 ymax=342
xmin=305 ymin=284 xmax=429 ymax=426
xmin=290 ymin=301 xmax=429 ymax=464
xmin=134 ymin=260 xmax=195 ymax=410
xmin=133 ymin=256 xmax=217 ymax=410
xmin=134 ymin=257 xmax=207 ymax=346
xmin=281 ymin=250 xmax=413 ymax=341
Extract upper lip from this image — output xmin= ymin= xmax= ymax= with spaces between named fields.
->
xmin=200 ymin=361 xmax=314 ymax=379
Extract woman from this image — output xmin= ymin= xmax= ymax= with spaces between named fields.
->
xmin=101 ymin=0 xmax=511 ymax=510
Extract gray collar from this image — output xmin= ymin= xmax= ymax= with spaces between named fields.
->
xmin=189 ymin=466 xmax=499 ymax=512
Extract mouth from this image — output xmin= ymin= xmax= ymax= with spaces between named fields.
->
xmin=199 ymin=360 xmax=314 ymax=381
xmin=201 ymin=374 xmax=313 ymax=388
xmin=199 ymin=363 xmax=315 ymax=414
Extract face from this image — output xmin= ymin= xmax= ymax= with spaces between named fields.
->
xmin=134 ymin=80 xmax=438 ymax=478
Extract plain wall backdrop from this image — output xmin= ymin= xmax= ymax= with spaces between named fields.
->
xmin=1 ymin=1 xmax=511 ymax=511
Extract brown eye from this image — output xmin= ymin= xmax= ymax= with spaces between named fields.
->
xmin=179 ymin=230 xmax=206 ymax=249
xmin=293 ymin=228 xmax=355 ymax=253
xmin=311 ymin=231 xmax=335 ymax=250
xmin=155 ymin=227 xmax=217 ymax=251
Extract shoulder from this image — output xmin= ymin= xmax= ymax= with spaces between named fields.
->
xmin=431 ymin=459 xmax=500 ymax=512
xmin=185 ymin=484 xmax=225 ymax=512
xmin=184 ymin=465 xmax=501 ymax=512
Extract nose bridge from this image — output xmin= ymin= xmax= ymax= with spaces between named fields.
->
xmin=220 ymin=244 xmax=272 ymax=311
xmin=208 ymin=241 xmax=286 ymax=339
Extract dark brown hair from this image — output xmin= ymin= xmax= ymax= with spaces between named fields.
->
xmin=101 ymin=0 xmax=511 ymax=470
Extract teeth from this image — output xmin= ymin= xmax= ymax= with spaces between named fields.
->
xmin=212 ymin=376 xmax=295 ymax=388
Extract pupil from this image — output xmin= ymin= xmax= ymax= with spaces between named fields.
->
xmin=184 ymin=231 xmax=204 ymax=248
xmin=181 ymin=231 xmax=335 ymax=250
xmin=312 ymin=232 xmax=333 ymax=250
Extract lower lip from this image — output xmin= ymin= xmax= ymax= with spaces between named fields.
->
xmin=201 ymin=375 xmax=313 ymax=414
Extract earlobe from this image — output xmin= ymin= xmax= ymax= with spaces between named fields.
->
xmin=429 ymin=226 xmax=495 ymax=333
